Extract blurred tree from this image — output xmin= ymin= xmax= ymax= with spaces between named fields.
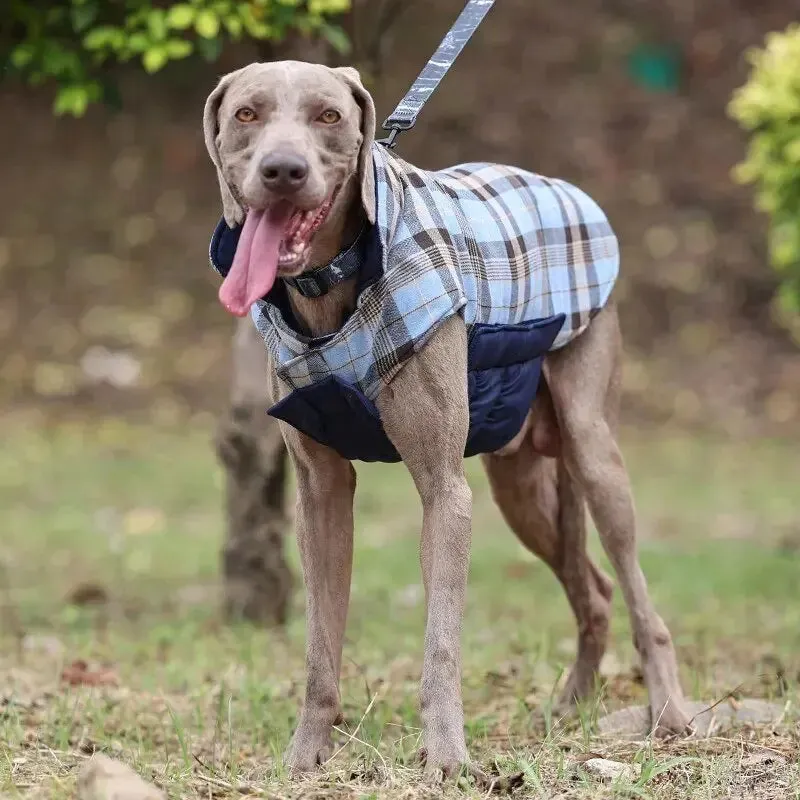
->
xmin=216 ymin=319 xmax=294 ymax=627
xmin=2 ymin=0 xmax=350 ymax=116
xmin=729 ymin=23 xmax=800 ymax=328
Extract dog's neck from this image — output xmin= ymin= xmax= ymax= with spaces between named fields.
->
xmin=285 ymin=177 xmax=364 ymax=339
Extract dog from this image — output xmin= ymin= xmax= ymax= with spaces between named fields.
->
xmin=202 ymin=61 xmax=692 ymax=775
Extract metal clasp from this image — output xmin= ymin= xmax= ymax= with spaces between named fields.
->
xmin=377 ymin=128 xmax=401 ymax=149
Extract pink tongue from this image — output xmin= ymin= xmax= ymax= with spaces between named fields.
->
xmin=218 ymin=205 xmax=291 ymax=317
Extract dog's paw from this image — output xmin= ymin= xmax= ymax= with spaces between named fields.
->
xmin=420 ymin=751 xmax=522 ymax=793
xmin=418 ymin=740 xmax=471 ymax=780
xmin=650 ymin=699 xmax=695 ymax=738
xmin=283 ymin=729 xmax=333 ymax=774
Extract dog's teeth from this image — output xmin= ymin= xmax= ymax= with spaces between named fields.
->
xmin=292 ymin=242 xmax=304 ymax=254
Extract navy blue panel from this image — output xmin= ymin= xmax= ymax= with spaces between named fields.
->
xmin=209 ymin=217 xmax=240 ymax=278
xmin=463 ymin=314 xmax=563 ymax=455
xmin=468 ymin=313 xmax=565 ymax=370
xmin=266 ymin=313 xmax=566 ymax=463
xmin=464 ymin=359 xmax=541 ymax=456
xmin=269 ymin=376 xmax=401 ymax=463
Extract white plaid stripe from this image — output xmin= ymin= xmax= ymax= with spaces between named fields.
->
xmin=251 ymin=143 xmax=619 ymax=399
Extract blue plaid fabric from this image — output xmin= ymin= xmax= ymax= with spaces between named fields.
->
xmin=246 ymin=143 xmax=619 ymax=401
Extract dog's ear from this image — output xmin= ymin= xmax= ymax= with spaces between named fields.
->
xmin=203 ymin=69 xmax=248 ymax=227
xmin=333 ymin=67 xmax=376 ymax=225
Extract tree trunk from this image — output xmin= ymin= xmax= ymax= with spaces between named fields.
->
xmin=216 ymin=317 xmax=292 ymax=626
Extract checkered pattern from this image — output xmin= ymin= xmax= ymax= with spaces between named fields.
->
xmin=251 ymin=143 xmax=619 ymax=401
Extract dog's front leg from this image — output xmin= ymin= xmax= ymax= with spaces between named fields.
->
xmin=281 ymin=430 xmax=356 ymax=773
xmin=378 ymin=318 xmax=473 ymax=776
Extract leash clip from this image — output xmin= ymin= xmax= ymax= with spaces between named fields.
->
xmin=377 ymin=127 xmax=401 ymax=149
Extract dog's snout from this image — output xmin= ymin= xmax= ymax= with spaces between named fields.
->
xmin=259 ymin=152 xmax=309 ymax=193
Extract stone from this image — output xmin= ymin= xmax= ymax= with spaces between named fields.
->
xmin=580 ymin=758 xmax=640 ymax=782
xmin=597 ymin=698 xmax=786 ymax=738
xmin=77 ymin=754 xmax=164 ymax=800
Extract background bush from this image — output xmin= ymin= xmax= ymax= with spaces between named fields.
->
xmin=730 ymin=22 xmax=800 ymax=324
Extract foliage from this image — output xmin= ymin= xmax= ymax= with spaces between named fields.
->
xmin=3 ymin=0 xmax=351 ymax=117
xmin=729 ymin=23 xmax=800 ymax=317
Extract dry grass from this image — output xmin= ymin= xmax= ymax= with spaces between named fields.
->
xmin=1 ymin=419 xmax=799 ymax=798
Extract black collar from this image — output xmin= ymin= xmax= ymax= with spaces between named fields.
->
xmin=283 ymin=225 xmax=367 ymax=299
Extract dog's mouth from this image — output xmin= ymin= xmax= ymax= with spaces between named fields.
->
xmin=277 ymin=191 xmax=338 ymax=273
xmin=219 ymin=188 xmax=338 ymax=317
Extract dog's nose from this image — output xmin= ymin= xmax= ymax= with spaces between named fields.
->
xmin=259 ymin=153 xmax=309 ymax=193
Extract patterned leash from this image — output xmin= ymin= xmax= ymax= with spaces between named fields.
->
xmin=378 ymin=0 xmax=496 ymax=149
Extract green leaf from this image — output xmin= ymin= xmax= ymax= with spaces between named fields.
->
xmin=164 ymin=39 xmax=193 ymax=59
xmin=147 ymin=8 xmax=168 ymax=40
xmin=240 ymin=5 xmax=273 ymax=39
xmin=142 ymin=45 xmax=169 ymax=73
xmin=70 ymin=1 xmax=98 ymax=32
xmin=54 ymin=84 xmax=89 ymax=117
xmin=40 ymin=43 xmax=82 ymax=79
xmin=10 ymin=44 xmax=35 ymax=70
xmin=166 ymin=4 xmax=195 ymax=30
xmin=223 ymin=15 xmax=244 ymax=37
xmin=195 ymin=35 xmax=223 ymax=61
xmin=127 ymin=32 xmax=151 ymax=54
xmin=83 ymin=26 xmax=122 ymax=51
xmin=777 ymin=281 xmax=800 ymax=315
xmin=319 ymin=22 xmax=350 ymax=55
xmin=310 ymin=0 xmax=351 ymax=13
xmin=195 ymin=10 xmax=221 ymax=38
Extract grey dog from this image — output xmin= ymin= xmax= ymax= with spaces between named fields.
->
xmin=203 ymin=61 xmax=692 ymax=776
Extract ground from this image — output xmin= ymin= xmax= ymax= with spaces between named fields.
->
xmin=1 ymin=417 xmax=799 ymax=798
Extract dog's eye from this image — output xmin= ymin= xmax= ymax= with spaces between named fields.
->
xmin=318 ymin=109 xmax=341 ymax=124
xmin=235 ymin=107 xmax=257 ymax=123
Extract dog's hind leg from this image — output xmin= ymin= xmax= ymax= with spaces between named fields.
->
xmin=482 ymin=439 xmax=613 ymax=707
xmin=544 ymin=303 xmax=691 ymax=736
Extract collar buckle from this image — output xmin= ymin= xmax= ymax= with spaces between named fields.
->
xmin=283 ymin=225 xmax=367 ymax=299
xmin=292 ymin=274 xmax=324 ymax=298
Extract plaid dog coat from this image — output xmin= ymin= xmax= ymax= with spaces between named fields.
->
xmin=210 ymin=142 xmax=619 ymax=462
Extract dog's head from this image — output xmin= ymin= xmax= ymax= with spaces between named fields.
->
xmin=204 ymin=61 xmax=376 ymax=316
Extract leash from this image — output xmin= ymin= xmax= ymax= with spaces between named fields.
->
xmin=279 ymin=0 xmax=495 ymax=299
xmin=377 ymin=0 xmax=496 ymax=149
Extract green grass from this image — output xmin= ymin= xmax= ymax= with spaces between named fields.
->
xmin=1 ymin=420 xmax=799 ymax=798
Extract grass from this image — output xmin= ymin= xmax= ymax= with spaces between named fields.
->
xmin=1 ymin=418 xmax=799 ymax=798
